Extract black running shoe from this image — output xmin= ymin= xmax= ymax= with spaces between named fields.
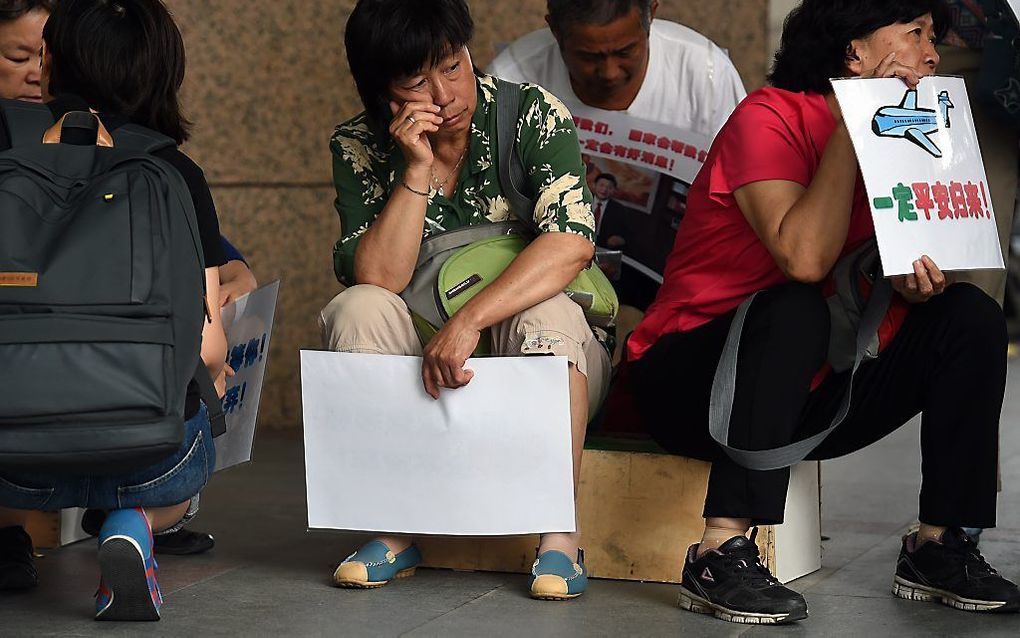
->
xmin=81 ymin=508 xmax=105 ymax=537
xmin=894 ymin=528 xmax=1020 ymax=613
xmin=153 ymin=528 xmax=215 ymax=556
xmin=678 ymin=529 xmax=808 ymax=625
xmin=0 ymin=526 xmax=38 ymax=591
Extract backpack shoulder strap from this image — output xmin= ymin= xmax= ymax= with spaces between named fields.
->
xmin=0 ymin=99 xmax=55 ymax=148
xmin=194 ymin=360 xmax=228 ymax=438
xmin=112 ymin=123 xmax=176 ymax=155
xmin=494 ymin=78 xmax=540 ymax=234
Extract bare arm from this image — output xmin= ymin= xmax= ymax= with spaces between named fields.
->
xmin=218 ymin=259 xmax=258 ymax=307
xmin=455 ymin=232 xmax=592 ymax=329
xmin=353 ymin=101 xmax=443 ymax=292
xmin=353 ymin=165 xmax=432 ymax=292
xmin=200 ymin=267 xmax=228 ymax=389
xmin=733 ymin=123 xmax=858 ymax=283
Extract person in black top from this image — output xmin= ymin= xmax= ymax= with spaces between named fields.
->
xmin=0 ymin=0 xmax=229 ymax=621
xmin=219 ymin=235 xmax=260 ymax=306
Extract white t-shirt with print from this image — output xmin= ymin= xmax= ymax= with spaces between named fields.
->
xmin=488 ymin=19 xmax=747 ymax=137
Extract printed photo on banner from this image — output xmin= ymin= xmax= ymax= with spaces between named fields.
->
xmin=831 ymin=76 xmax=1004 ymax=276
xmin=215 ymin=280 xmax=281 ymax=472
xmin=585 ymin=156 xmax=658 ymax=213
xmin=569 ymin=102 xmax=710 ymax=309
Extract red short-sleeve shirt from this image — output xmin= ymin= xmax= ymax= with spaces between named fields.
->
xmin=628 ymin=87 xmax=884 ymax=362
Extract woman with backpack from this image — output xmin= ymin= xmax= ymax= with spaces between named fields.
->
xmin=0 ymin=0 xmax=229 ymax=621
xmin=321 ymin=0 xmax=613 ymax=601
xmin=626 ymin=0 xmax=1019 ymax=625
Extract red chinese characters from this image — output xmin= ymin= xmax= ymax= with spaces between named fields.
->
xmin=876 ymin=180 xmax=992 ymax=223
xmin=580 ymin=126 xmax=702 ymax=173
xmin=629 ymin=128 xmax=707 ymax=165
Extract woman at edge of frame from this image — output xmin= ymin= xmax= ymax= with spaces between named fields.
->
xmin=627 ymin=0 xmax=1020 ymax=625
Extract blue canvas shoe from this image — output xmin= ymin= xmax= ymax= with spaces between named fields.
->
xmin=529 ymin=549 xmax=587 ymax=600
xmin=95 ymin=508 xmax=162 ymax=621
xmin=333 ymin=541 xmax=422 ymax=588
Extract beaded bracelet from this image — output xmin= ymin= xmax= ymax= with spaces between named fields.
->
xmin=401 ymin=181 xmax=429 ymax=197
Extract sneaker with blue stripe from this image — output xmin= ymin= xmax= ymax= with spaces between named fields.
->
xmin=95 ymin=508 xmax=162 ymax=621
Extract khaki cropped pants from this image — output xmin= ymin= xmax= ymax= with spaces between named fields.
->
xmin=319 ymin=285 xmax=611 ymax=417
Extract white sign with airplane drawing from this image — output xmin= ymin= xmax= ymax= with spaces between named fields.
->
xmin=831 ymin=76 xmax=1003 ymax=276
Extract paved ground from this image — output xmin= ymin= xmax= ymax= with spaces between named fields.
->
xmin=4 ymin=361 xmax=1020 ymax=636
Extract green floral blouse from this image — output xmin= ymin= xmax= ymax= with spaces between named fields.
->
xmin=329 ymin=73 xmax=596 ymax=284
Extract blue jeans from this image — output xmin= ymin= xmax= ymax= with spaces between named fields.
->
xmin=0 ymin=404 xmax=215 ymax=512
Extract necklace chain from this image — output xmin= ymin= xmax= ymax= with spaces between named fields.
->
xmin=430 ymin=147 xmax=468 ymax=196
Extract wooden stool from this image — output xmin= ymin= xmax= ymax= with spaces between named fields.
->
xmin=418 ymin=450 xmax=821 ymax=584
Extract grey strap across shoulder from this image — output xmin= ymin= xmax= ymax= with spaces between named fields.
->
xmin=494 ymin=78 xmax=540 ymax=233
xmin=708 ymin=278 xmax=893 ymax=471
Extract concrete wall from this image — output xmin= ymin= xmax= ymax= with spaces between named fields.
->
xmin=166 ymin=0 xmax=771 ymax=429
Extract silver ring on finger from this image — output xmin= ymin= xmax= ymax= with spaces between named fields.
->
xmin=407 ymin=115 xmax=416 ymax=125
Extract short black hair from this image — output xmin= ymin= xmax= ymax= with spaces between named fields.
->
xmin=0 ymin=0 xmax=55 ymax=22
xmin=595 ymin=173 xmax=617 ymax=186
xmin=345 ymin=0 xmax=474 ymax=132
xmin=547 ymin=0 xmax=654 ymax=35
xmin=43 ymin=0 xmax=191 ymax=144
xmin=769 ymin=0 xmax=949 ymax=94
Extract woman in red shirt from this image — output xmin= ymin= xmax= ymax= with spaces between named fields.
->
xmin=628 ymin=0 xmax=1018 ymax=624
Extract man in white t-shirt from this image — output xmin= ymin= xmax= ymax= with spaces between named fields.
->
xmin=488 ymin=0 xmax=746 ymax=137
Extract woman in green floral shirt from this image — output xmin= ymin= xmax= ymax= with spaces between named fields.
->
xmin=320 ymin=0 xmax=610 ymax=600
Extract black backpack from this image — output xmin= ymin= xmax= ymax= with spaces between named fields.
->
xmin=0 ymin=100 xmax=224 ymax=475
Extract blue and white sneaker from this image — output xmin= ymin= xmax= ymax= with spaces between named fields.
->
xmin=529 ymin=549 xmax=587 ymax=600
xmin=95 ymin=508 xmax=162 ymax=621
xmin=333 ymin=540 xmax=421 ymax=588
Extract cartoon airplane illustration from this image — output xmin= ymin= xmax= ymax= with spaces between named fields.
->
xmin=871 ymin=89 xmax=954 ymax=158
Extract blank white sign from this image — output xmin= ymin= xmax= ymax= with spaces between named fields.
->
xmin=301 ymin=351 xmax=576 ymax=536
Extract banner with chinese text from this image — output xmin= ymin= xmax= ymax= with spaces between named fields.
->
xmin=214 ymin=280 xmax=280 ymax=472
xmin=832 ymin=77 xmax=1003 ymax=276
xmin=568 ymin=101 xmax=712 ymax=307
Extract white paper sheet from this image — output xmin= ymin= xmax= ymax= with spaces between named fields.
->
xmin=301 ymin=352 xmax=576 ymax=536
xmin=214 ymin=280 xmax=280 ymax=472
xmin=831 ymin=77 xmax=1003 ymax=276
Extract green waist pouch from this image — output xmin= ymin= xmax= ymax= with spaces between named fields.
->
xmin=400 ymin=220 xmax=618 ymax=349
